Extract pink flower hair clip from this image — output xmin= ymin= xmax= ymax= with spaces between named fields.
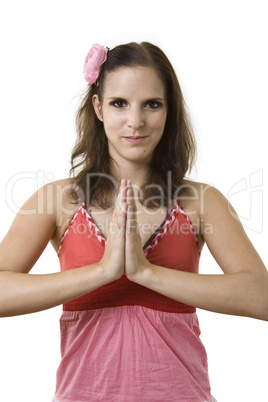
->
xmin=83 ymin=44 xmax=108 ymax=86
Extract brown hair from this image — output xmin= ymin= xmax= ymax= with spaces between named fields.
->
xmin=69 ymin=41 xmax=196 ymax=209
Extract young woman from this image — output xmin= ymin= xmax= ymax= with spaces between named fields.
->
xmin=0 ymin=42 xmax=267 ymax=402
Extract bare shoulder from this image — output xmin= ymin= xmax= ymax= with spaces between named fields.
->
xmin=179 ymin=179 xmax=225 ymax=215
xmin=179 ymin=178 xmax=243 ymax=226
xmin=178 ymin=179 xmax=243 ymax=250
xmin=25 ymin=177 xmax=79 ymax=224
xmin=178 ymin=180 xmax=214 ymax=249
xmin=179 ymin=179 xmax=213 ymax=200
xmin=47 ymin=178 xmax=82 ymax=253
xmin=0 ymin=178 xmax=79 ymax=273
xmin=180 ymin=180 xmax=266 ymax=275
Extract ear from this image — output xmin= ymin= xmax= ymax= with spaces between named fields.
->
xmin=92 ymin=94 xmax=103 ymax=122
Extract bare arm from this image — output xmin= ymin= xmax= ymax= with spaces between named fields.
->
xmin=0 ymin=266 xmax=108 ymax=317
xmin=125 ymin=183 xmax=268 ymax=321
xmin=0 ymin=180 xmax=127 ymax=317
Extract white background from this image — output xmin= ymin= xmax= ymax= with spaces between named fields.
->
xmin=0 ymin=1 xmax=267 ymax=401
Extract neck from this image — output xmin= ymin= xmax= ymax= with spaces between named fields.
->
xmin=110 ymin=159 xmax=150 ymax=189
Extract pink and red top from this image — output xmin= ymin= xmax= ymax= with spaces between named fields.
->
xmin=54 ymin=202 xmax=212 ymax=401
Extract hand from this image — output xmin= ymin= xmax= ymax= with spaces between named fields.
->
xmin=125 ymin=181 xmax=152 ymax=283
xmin=99 ymin=179 xmax=127 ymax=282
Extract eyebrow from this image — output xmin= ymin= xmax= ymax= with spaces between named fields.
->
xmin=107 ymin=96 xmax=166 ymax=101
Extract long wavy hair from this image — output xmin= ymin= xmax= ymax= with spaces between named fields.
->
xmin=69 ymin=41 xmax=196 ymax=209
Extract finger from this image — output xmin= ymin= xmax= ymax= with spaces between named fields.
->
xmin=126 ymin=204 xmax=134 ymax=234
xmin=126 ymin=180 xmax=131 ymax=204
xmin=127 ymin=204 xmax=139 ymax=235
xmin=109 ymin=180 xmax=127 ymax=239
xmin=119 ymin=178 xmax=127 ymax=203
xmin=126 ymin=180 xmax=138 ymax=215
xmin=119 ymin=179 xmax=128 ymax=213
xmin=114 ymin=179 xmax=127 ymax=214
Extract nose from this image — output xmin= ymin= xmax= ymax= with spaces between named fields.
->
xmin=127 ymin=106 xmax=145 ymax=130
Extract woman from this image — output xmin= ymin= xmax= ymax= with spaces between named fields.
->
xmin=0 ymin=42 xmax=267 ymax=401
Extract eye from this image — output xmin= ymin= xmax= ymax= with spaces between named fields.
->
xmin=145 ymin=100 xmax=162 ymax=109
xmin=110 ymin=99 xmax=127 ymax=108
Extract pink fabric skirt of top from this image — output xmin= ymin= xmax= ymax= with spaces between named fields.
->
xmin=55 ymin=307 xmax=213 ymax=401
xmin=52 ymin=397 xmax=218 ymax=401
xmin=52 ymin=306 xmax=218 ymax=401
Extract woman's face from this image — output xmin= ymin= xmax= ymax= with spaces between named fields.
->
xmin=92 ymin=66 xmax=167 ymax=167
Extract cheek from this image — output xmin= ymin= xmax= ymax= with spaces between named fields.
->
xmin=103 ymin=113 xmax=125 ymax=134
xmin=151 ymin=112 xmax=167 ymax=132
xmin=102 ymin=118 xmax=117 ymax=138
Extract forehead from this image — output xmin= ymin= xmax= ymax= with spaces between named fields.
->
xmin=102 ymin=66 xmax=166 ymax=99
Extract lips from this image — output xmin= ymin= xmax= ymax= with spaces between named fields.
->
xmin=123 ymin=136 xmax=148 ymax=144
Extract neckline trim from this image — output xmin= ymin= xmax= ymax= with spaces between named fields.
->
xmin=57 ymin=201 xmax=200 ymax=258
xmin=83 ymin=201 xmax=181 ymax=257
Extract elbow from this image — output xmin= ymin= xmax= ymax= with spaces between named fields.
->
xmin=248 ymin=272 xmax=268 ymax=321
xmin=258 ymin=297 xmax=268 ymax=322
xmin=259 ymin=274 xmax=268 ymax=321
xmin=252 ymin=304 xmax=268 ymax=322
xmin=232 ymin=271 xmax=268 ymax=321
xmin=250 ymin=301 xmax=268 ymax=322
